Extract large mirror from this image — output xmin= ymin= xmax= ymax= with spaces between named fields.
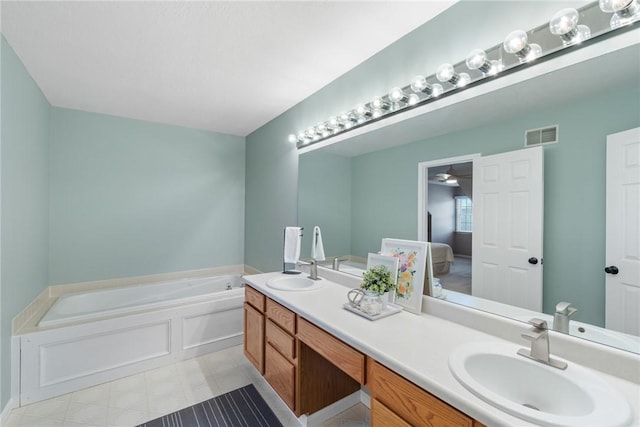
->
xmin=298 ymin=32 xmax=640 ymax=353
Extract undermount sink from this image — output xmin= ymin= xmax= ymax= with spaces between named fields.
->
xmin=449 ymin=342 xmax=632 ymax=427
xmin=266 ymin=276 xmax=323 ymax=291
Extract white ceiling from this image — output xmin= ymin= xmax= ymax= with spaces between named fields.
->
xmin=1 ymin=1 xmax=456 ymax=136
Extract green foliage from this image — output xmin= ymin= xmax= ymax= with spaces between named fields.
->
xmin=361 ymin=265 xmax=396 ymax=294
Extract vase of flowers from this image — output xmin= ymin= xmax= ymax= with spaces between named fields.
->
xmin=361 ymin=265 xmax=396 ymax=313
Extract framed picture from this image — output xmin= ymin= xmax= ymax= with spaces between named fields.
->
xmin=380 ymin=238 xmax=431 ymax=315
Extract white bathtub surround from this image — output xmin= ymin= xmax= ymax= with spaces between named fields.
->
xmin=244 ymin=271 xmax=640 ymax=426
xmin=13 ymin=269 xmax=252 ymax=406
xmin=13 ymin=264 xmax=250 ymax=335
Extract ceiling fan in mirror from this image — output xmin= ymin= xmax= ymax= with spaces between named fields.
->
xmin=429 ymin=165 xmax=472 ymax=185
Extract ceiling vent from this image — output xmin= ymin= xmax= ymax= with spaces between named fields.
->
xmin=525 ymin=125 xmax=559 ymax=147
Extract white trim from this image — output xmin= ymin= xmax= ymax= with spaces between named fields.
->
xmin=11 ymin=336 xmax=19 ymax=406
xmin=417 ymin=154 xmax=480 ymax=242
xmin=0 ymin=397 xmax=17 ymax=425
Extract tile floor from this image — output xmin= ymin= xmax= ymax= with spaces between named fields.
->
xmin=4 ymin=345 xmax=370 ymax=427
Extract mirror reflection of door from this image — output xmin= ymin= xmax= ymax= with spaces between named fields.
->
xmin=420 ymin=147 xmax=544 ymax=310
xmin=605 ymin=127 xmax=640 ymax=335
xmin=421 ymin=156 xmax=477 ymax=296
xmin=472 ymin=146 xmax=544 ymax=311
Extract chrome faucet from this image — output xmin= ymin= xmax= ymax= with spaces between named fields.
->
xmin=299 ymin=259 xmax=320 ymax=280
xmin=517 ymin=318 xmax=567 ymax=370
xmin=553 ymin=302 xmax=577 ymax=334
xmin=332 ymin=256 xmax=349 ymax=270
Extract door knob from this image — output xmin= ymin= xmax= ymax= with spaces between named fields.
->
xmin=528 ymin=257 xmax=539 ymax=265
xmin=604 ymin=266 xmax=619 ymax=275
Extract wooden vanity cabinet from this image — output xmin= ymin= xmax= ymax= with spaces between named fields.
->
xmin=243 ymin=286 xmax=266 ymax=373
xmin=264 ymin=299 xmax=298 ymax=411
xmin=370 ymin=360 xmax=483 ymax=427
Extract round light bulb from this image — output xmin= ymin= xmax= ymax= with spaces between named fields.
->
xmin=465 ymin=49 xmax=488 ymax=70
xmin=411 ymin=76 xmax=427 ymax=92
xmin=436 ymin=63 xmax=456 ymax=82
xmin=288 ymin=134 xmax=298 ymax=143
xmin=388 ymin=87 xmax=406 ymax=103
xmin=549 ymin=8 xmax=579 ymax=35
xmin=408 ymin=94 xmax=420 ymax=106
xmin=432 ymin=84 xmax=444 ymax=97
xmin=372 ymin=108 xmax=383 ymax=118
xmin=457 ymin=73 xmax=471 ymax=88
xmin=355 ymin=104 xmax=370 ymax=117
xmin=503 ymin=30 xmax=528 ymax=54
xmin=599 ymin=0 xmax=634 ymax=12
xmin=371 ymin=97 xmax=384 ymax=108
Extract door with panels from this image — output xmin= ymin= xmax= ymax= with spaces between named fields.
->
xmin=472 ymin=146 xmax=544 ymax=311
xmin=606 ymin=127 xmax=640 ymax=335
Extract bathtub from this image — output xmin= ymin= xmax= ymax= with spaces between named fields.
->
xmin=39 ymin=274 xmax=244 ymax=327
xmin=19 ymin=274 xmax=245 ymax=405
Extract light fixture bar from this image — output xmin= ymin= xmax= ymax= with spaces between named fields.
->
xmin=290 ymin=1 xmax=639 ymax=149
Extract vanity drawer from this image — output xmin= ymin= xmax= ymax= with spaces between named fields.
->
xmin=371 ymin=398 xmax=411 ymax=427
xmin=371 ymin=360 xmax=472 ymax=427
xmin=266 ymin=299 xmax=296 ymax=334
xmin=245 ymin=286 xmax=265 ymax=312
xmin=297 ymin=317 xmax=365 ymax=384
xmin=266 ymin=319 xmax=296 ymax=361
xmin=265 ymin=343 xmax=296 ymax=411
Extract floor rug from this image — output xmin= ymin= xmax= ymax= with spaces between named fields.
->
xmin=137 ymin=384 xmax=283 ymax=427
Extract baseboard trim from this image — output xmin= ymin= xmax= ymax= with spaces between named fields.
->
xmin=1 ymin=397 xmax=17 ymax=425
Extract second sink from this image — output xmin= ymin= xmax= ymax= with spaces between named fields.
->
xmin=449 ymin=341 xmax=632 ymax=427
xmin=266 ymin=275 xmax=323 ymax=291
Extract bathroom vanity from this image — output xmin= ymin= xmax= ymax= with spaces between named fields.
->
xmin=243 ymin=271 xmax=639 ymax=427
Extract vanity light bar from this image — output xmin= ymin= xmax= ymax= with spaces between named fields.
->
xmin=288 ymin=0 xmax=639 ymax=149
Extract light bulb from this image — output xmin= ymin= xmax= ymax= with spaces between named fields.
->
xmin=371 ymin=96 xmax=389 ymax=110
xmin=602 ymin=0 xmax=640 ymax=27
xmin=599 ymin=0 xmax=635 ymax=12
xmin=411 ymin=76 xmax=427 ymax=92
xmin=465 ymin=49 xmax=498 ymax=75
xmin=328 ymin=116 xmax=341 ymax=129
xmin=288 ymin=134 xmax=298 ymax=143
xmin=297 ymin=131 xmax=306 ymax=141
xmin=372 ymin=108 xmax=384 ymax=118
xmin=457 ymin=73 xmax=471 ymax=88
xmin=411 ymin=76 xmax=436 ymax=96
xmin=436 ymin=63 xmax=457 ymax=83
xmin=432 ymin=84 xmax=444 ymax=97
xmin=408 ymin=94 xmax=420 ymax=106
xmin=503 ymin=30 xmax=541 ymax=62
xmin=466 ymin=49 xmax=488 ymax=70
xmin=503 ymin=30 xmax=528 ymax=54
xmin=388 ymin=87 xmax=408 ymax=103
xmin=355 ymin=104 xmax=371 ymax=118
xmin=550 ymin=8 xmax=591 ymax=44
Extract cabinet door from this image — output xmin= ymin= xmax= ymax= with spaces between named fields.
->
xmin=265 ymin=343 xmax=296 ymax=411
xmin=244 ymin=303 xmax=264 ymax=374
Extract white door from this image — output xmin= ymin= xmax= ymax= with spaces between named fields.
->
xmin=472 ymin=146 xmax=544 ymax=311
xmin=606 ymin=127 xmax=640 ymax=335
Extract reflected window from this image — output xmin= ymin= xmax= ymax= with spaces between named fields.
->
xmin=456 ymin=196 xmax=472 ymax=232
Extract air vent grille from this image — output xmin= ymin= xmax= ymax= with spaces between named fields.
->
xmin=525 ymin=125 xmax=559 ymax=147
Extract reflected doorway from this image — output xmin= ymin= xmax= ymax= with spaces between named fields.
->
xmin=418 ymin=155 xmax=478 ymax=295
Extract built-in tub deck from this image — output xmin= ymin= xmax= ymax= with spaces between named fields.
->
xmin=13 ymin=267 xmax=250 ymax=406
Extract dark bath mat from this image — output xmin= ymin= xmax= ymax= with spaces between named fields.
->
xmin=136 ymin=384 xmax=283 ymax=427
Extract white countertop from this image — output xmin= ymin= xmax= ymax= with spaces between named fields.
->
xmin=243 ymin=271 xmax=640 ymax=427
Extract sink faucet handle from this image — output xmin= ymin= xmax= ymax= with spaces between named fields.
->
xmin=555 ymin=301 xmax=577 ymax=316
xmin=527 ymin=318 xmax=548 ymax=330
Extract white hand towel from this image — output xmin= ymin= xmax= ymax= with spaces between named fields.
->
xmin=283 ymin=226 xmax=302 ymax=264
xmin=311 ymin=226 xmax=326 ymax=261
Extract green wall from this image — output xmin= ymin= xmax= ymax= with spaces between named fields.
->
xmin=49 ymin=108 xmax=246 ymax=284
xmin=349 ymin=86 xmax=639 ymax=326
xmin=244 ymin=0 xmax=587 ymax=272
xmin=298 ymin=150 xmax=351 ymax=259
xmin=1 ymin=36 xmax=51 ymax=409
